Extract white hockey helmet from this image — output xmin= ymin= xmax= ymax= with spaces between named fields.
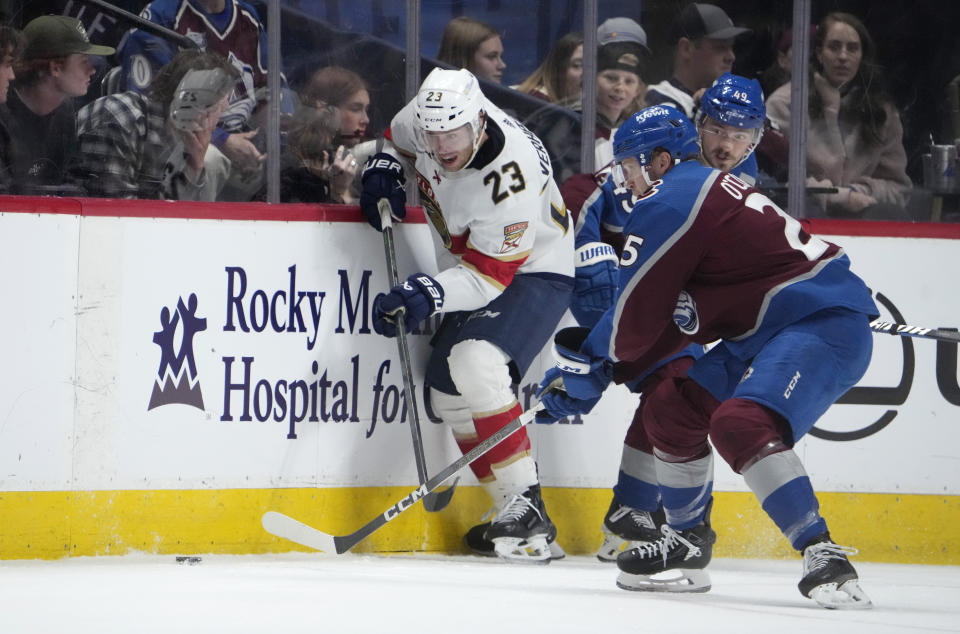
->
xmin=415 ymin=68 xmax=487 ymax=168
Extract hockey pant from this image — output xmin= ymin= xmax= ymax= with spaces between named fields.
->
xmin=613 ymin=356 xmax=697 ymax=512
xmin=429 ymin=339 xmax=538 ymax=507
xmin=643 ymin=377 xmax=829 ymax=549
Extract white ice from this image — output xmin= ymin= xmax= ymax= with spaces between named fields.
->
xmin=1 ymin=553 xmax=957 ymax=633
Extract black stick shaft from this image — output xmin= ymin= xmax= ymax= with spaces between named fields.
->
xmin=869 ymin=319 xmax=960 ymax=344
xmin=79 ymin=0 xmax=200 ymax=49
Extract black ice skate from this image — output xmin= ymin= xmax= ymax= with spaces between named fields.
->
xmin=596 ymin=499 xmax=665 ymax=562
xmin=799 ymin=533 xmax=873 ymax=609
xmin=464 ymin=520 xmax=564 ymax=560
xmin=481 ymin=484 xmax=558 ymax=563
xmin=615 ymin=500 xmax=716 ymax=593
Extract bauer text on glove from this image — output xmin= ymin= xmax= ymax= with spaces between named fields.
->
xmin=372 ymin=273 xmax=444 ymax=337
xmin=360 ymin=152 xmax=406 ymax=230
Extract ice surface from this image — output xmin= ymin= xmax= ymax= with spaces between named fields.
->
xmin=0 ymin=553 xmax=956 ymax=633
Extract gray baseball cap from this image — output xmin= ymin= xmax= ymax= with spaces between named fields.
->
xmin=674 ymin=3 xmax=751 ymax=42
xmin=22 ymin=15 xmax=115 ymax=59
xmin=597 ymin=17 xmax=650 ymax=54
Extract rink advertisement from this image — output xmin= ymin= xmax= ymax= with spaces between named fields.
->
xmin=0 ymin=199 xmax=957 ymax=563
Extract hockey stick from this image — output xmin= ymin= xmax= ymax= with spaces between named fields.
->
xmin=262 ymin=404 xmax=543 ymax=553
xmin=377 ymin=199 xmax=456 ymax=512
xmin=869 ymin=319 xmax=960 ymax=344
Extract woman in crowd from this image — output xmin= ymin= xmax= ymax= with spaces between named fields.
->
xmin=437 ymin=16 xmax=506 ymax=83
xmin=302 ymin=66 xmax=371 ymax=149
xmin=277 ymin=104 xmax=357 ymax=204
xmin=766 ymin=12 xmax=912 ymax=218
xmin=300 ymin=65 xmax=372 ymax=203
xmin=515 ymin=32 xmax=584 ymax=105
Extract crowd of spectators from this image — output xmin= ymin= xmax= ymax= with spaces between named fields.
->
xmin=0 ymin=1 xmax=953 ymax=221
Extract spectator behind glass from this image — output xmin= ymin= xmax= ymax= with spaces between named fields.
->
xmin=645 ymin=3 xmax=751 ymax=119
xmin=117 ymin=0 xmax=271 ymax=180
xmin=766 ymin=12 xmax=912 ymax=219
xmin=301 ymin=66 xmax=371 ymax=149
xmin=760 ymin=29 xmax=796 ymax=97
xmin=74 ymin=49 xmax=239 ymax=200
xmin=2 ymin=15 xmax=114 ymax=194
xmin=556 ymin=29 xmax=649 ymax=221
xmin=300 ymin=66 xmax=371 ymax=203
xmin=0 ymin=25 xmax=23 ymax=192
xmin=437 ymin=16 xmax=505 ymax=83
xmin=271 ymin=104 xmax=357 ymax=203
xmin=515 ymin=33 xmax=583 ymax=105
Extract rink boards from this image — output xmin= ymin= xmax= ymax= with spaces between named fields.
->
xmin=0 ymin=197 xmax=957 ymax=563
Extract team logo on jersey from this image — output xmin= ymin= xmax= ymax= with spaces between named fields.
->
xmin=500 ymin=222 xmax=528 ymax=253
xmin=672 ymin=290 xmax=699 ymax=334
xmin=416 ymin=173 xmax=452 ymax=249
xmin=148 ymin=293 xmax=207 ymax=411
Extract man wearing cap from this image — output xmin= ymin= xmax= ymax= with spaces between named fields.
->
xmin=1 ymin=15 xmax=114 ymax=194
xmin=558 ymin=18 xmax=650 ymax=215
xmin=645 ymin=3 xmax=750 ymax=119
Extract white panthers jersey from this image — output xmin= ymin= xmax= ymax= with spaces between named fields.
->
xmin=387 ymin=98 xmax=574 ymax=312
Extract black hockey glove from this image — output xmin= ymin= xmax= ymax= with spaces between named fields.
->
xmin=360 ymin=153 xmax=406 ymax=231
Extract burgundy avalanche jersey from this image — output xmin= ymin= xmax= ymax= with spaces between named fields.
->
xmin=582 ymin=161 xmax=878 ymax=378
xmin=118 ymin=0 xmax=268 ymax=131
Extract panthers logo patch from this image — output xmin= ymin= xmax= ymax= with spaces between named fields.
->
xmin=500 ymin=221 xmax=528 ymax=253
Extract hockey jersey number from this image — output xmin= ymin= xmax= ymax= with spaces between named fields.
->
xmin=483 ymin=161 xmax=526 ymax=204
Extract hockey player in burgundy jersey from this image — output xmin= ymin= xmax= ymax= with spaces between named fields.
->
xmin=538 ymin=105 xmax=877 ymax=608
xmin=360 ymin=68 xmax=574 ymax=563
xmin=573 ymin=74 xmax=766 ymax=562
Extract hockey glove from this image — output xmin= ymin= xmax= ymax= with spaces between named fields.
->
xmin=360 ymin=153 xmax=406 ymax=230
xmin=571 ymin=242 xmax=619 ymax=327
xmin=372 ymin=273 xmax=444 ymax=338
xmin=535 ymin=326 xmax=612 ymax=420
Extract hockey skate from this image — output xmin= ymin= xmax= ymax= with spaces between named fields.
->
xmin=615 ymin=501 xmax=716 ymax=593
xmin=481 ymin=484 xmax=558 ymax=564
xmin=798 ymin=533 xmax=873 ymax=609
xmin=465 ymin=519 xmax=565 ymax=560
xmin=596 ymin=499 xmax=665 ymax=562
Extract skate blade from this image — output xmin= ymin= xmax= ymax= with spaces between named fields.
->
xmin=492 ymin=536 xmax=552 ymax=564
xmin=596 ymin=534 xmax=648 ymax=563
xmin=616 ymin=568 xmax=711 ymax=593
xmin=809 ymin=580 xmax=873 ymax=610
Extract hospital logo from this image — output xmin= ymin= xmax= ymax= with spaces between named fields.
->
xmin=148 ymin=293 xmax=207 ymax=411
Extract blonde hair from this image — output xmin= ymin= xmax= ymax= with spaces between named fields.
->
xmin=437 ymin=16 xmax=500 ymax=72
xmin=517 ymin=33 xmax=583 ymax=103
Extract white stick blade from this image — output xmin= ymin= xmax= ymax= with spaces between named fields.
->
xmin=262 ymin=511 xmax=337 ymax=553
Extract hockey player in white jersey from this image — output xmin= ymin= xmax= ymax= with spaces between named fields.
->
xmin=359 ymin=68 xmax=575 ymax=562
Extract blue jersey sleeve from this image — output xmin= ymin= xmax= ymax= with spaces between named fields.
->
xmin=117 ymin=1 xmax=179 ymax=94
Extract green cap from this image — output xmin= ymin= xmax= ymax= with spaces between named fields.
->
xmin=22 ymin=15 xmax=116 ymax=60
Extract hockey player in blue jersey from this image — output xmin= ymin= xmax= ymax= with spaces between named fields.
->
xmin=539 ymin=105 xmax=877 ymax=608
xmin=572 ymin=74 xmax=768 ymax=561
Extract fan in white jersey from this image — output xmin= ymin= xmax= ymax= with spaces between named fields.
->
xmin=358 ymin=68 xmax=575 ymax=563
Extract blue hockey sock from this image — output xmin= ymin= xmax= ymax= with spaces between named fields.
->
xmin=612 ymin=445 xmax=660 ymax=510
xmin=743 ymin=451 xmax=828 ymax=550
xmin=654 ymin=452 xmax=713 ymax=530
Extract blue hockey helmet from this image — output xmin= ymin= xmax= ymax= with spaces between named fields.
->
xmin=612 ymin=105 xmax=700 ymax=167
xmin=698 ymin=72 xmax=766 ymax=130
